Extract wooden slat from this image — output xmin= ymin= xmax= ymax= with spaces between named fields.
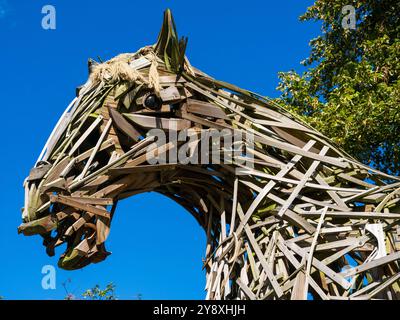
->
xmin=185 ymin=99 xmax=229 ymax=120
xmin=68 ymin=115 xmax=103 ymax=156
xmin=123 ymin=113 xmax=191 ymax=130
xmin=109 ymin=107 xmax=141 ymax=141
xmin=50 ymin=194 xmax=110 ymax=218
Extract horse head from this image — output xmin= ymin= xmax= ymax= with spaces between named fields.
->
xmin=19 ymin=10 xmax=400 ymax=300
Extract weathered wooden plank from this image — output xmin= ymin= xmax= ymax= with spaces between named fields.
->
xmin=109 ymin=163 xmax=177 ymax=175
xmin=28 ymin=163 xmax=52 ymax=181
xmin=109 ymin=107 xmax=141 ymax=141
xmin=65 ymin=196 xmax=113 ymax=206
xmin=50 ymin=194 xmax=110 ymax=218
xmin=285 ymin=241 xmax=352 ymax=290
xmin=69 ymin=136 xmax=156 ymax=190
xmin=300 ymin=211 xmax=400 ymax=219
xmin=304 ymin=207 xmax=327 ymax=297
xmin=339 ymin=251 xmax=400 ymax=279
xmin=235 ymin=140 xmax=316 ymax=236
xmin=123 ymin=113 xmax=191 ymax=130
xmin=236 ymin=278 xmax=257 ymax=300
xmin=185 ymin=99 xmax=229 ymax=120
xmin=75 ymin=139 xmax=114 ymax=163
xmin=277 ymin=146 xmax=329 ymax=217
xmin=68 ymin=115 xmax=103 ymax=156
xmin=80 ymin=118 xmax=113 ymax=179
xmin=237 ymin=204 xmax=284 ymax=297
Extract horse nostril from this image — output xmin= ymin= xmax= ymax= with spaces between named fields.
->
xmin=144 ymin=94 xmax=161 ymax=110
xmin=28 ymin=161 xmax=52 ymax=182
xmin=36 ymin=160 xmax=51 ymax=168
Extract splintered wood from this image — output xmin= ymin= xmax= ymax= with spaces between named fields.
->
xmin=19 ymin=9 xmax=400 ymax=299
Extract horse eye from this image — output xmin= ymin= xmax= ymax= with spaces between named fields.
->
xmin=144 ymin=94 xmax=161 ymax=110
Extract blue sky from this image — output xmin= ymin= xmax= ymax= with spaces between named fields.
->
xmin=0 ymin=0 xmax=320 ymax=299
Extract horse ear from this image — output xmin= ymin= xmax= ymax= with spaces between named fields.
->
xmin=154 ymin=9 xmax=188 ymax=72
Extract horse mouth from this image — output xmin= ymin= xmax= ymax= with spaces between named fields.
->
xmin=19 ymin=176 xmax=113 ymax=270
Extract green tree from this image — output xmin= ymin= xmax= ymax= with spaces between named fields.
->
xmin=277 ymin=0 xmax=400 ymax=174
xmin=82 ymin=283 xmax=117 ymax=300
xmin=62 ymin=278 xmax=117 ymax=300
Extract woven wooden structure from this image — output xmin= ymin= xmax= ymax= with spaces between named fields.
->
xmin=20 ymin=10 xmax=400 ymax=300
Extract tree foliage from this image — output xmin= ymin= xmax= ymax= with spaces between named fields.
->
xmin=277 ymin=0 xmax=400 ymax=174
xmin=82 ymin=283 xmax=116 ymax=300
xmin=62 ymin=279 xmax=117 ymax=300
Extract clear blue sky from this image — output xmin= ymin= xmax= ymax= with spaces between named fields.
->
xmin=0 ymin=0 xmax=320 ymax=299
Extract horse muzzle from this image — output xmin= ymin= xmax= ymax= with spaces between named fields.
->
xmin=19 ymin=161 xmax=58 ymax=235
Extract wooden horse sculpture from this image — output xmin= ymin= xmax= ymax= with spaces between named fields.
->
xmin=20 ymin=10 xmax=400 ymax=300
